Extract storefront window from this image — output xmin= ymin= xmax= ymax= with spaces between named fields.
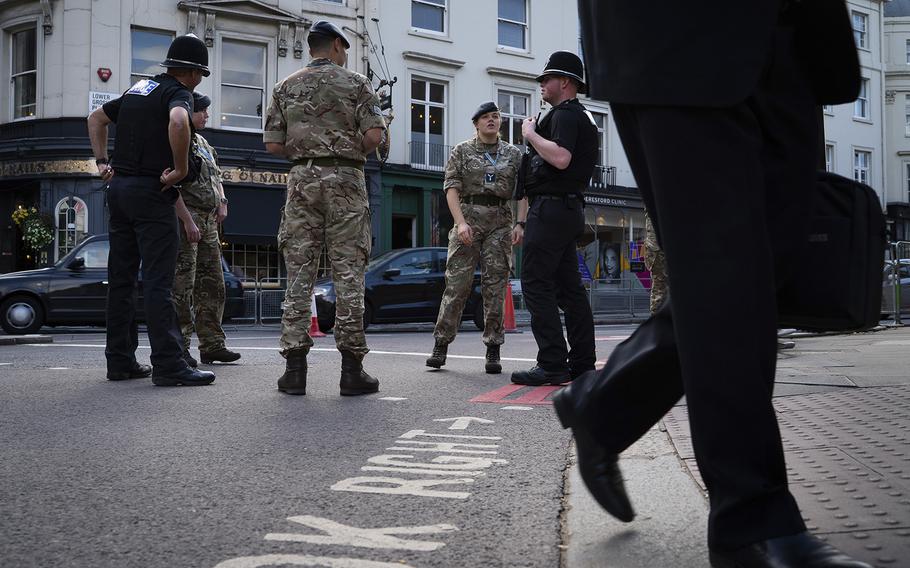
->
xmin=580 ymin=206 xmax=648 ymax=288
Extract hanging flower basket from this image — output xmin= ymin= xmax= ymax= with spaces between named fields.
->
xmin=11 ymin=206 xmax=54 ymax=254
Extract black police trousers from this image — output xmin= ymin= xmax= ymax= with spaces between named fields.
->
xmin=105 ymin=176 xmax=188 ymax=374
xmin=521 ymin=195 xmax=596 ymax=374
xmin=564 ymin=22 xmax=816 ymax=551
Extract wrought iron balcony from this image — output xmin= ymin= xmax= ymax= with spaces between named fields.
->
xmin=590 ymin=165 xmax=617 ymax=189
xmin=409 ymin=141 xmax=450 ymax=172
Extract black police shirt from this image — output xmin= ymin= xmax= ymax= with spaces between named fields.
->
xmin=102 ymin=73 xmax=194 ymax=177
xmin=535 ymin=98 xmax=598 ymax=193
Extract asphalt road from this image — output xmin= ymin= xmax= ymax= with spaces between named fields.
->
xmin=0 ymin=324 xmax=638 ymax=568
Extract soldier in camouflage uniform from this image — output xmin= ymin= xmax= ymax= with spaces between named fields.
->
xmin=643 ymin=211 xmax=668 ymax=314
xmin=173 ymin=92 xmax=241 ymax=367
xmin=426 ymin=101 xmax=525 ymax=374
xmin=263 ymin=20 xmax=386 ymax=397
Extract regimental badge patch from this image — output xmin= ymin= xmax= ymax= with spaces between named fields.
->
xmin=127 ymin=79 xmax=160 ymax=96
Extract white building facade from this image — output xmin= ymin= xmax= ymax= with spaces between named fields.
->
xmin=369 ymin=0 xmax=641 ymax=281
xmin=0 ymin=0 xmax=368 ymax=277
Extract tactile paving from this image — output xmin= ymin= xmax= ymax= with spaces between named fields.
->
xmin=661 ymin=384 xmax=910 ymax=567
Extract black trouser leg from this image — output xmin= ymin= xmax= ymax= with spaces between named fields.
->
xmin=106 ymin=178 xmax=187 ymax=373
xmin=105 ymin=179 xmax=141 ymax=372
xmin=522 ymin=198 xmax=592 ymax=372
xmin=554 ymin=231 xmax=596 ymax=374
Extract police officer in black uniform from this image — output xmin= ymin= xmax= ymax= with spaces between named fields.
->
xmin=511 ymin=51 xmax=598 ymax=387
xmin=87 ymin=34 xmax=215 ymax=386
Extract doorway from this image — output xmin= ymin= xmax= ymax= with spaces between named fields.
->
xmin=391 ymin=215 xmax=416 ymax=249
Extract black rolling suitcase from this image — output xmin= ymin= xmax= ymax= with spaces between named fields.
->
xmin=777 ymin=171 xmax=886 ymax=332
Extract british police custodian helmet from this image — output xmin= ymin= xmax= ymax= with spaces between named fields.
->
xmin=536 ymin=51 xmax=586 ymax=94
xmin=309 ymin=20 xmax=351 ymax=49
xmin=160 ymin=34 xmax=211 ymax=77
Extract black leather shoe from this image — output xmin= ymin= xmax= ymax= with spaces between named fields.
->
xmin=107 ymin=363 xmax=152 ymax=381
xmin=200 ymin=348 xmax=241 ymax=364
xmin=152 ymin=367 xmax=215 ymax=386
xmin=511 ymin=366 xmax=570 ymax=386
xmin=553 ymin=383 xmax=635 ymax=523
xmin=570 ymin=367 xmax=595 ymax=381
xmin=709 ymin=531 xmax=873 ymax=568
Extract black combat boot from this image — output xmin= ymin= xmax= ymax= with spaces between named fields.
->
xmin=340 ymin=351 xmax=379 ymax=396
xmin=426 ymin=340 xmax=448 ymax=369
xmin=277 ymin=348 xmax=307 ymax=395
xmin=485 ymin=344 xmax=502 ymax=374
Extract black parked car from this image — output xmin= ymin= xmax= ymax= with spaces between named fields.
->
xmin=0 ymin=234 xmax=244 ymax=334
xmin=314 ymin=247 xmax=484 ymax=332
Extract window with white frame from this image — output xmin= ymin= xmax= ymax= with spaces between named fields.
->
xmin=130 ymin=28 xmax=174 ymax=85
xmin=54 ymin=197 xmax=88 ymax=261
xmin=852 ymin=11 xmax=867 ymax=49
xmin=907 ymin=163 xmax=910 ymax=202
xmin=591 ymin=112 xmax=611 ymax=187
xmin=905 ymin=94 xmax=910 ymax=137
xmin=854 ymin=78 xmax=869 ymax=119
xmin=410 ymin=78 xmax=446 ymax=169
xmin=853 ymin=150 xmax=871 ymax=185
xmin=906 ymin=39 xmax=910 ymax=64
xmin=498 ymin=0 xmax=528 ymax=50
xmin=497 ymin=90 xmax=528 ymax=146
xmin=220 ymin=39 xmax=266 ymax=130
xmin=10 ymin=26 xmax=37 ymax=119
xmin=412 ymin=0 xmax=447 ymax=34
xmin=825 ymin=144 xmax=834 ymax=173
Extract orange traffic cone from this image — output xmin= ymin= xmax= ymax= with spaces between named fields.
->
xmin=504 ymin=281 xmax=519 ymax=334
xmin=309 ymin=293 xmax=326 ymax=338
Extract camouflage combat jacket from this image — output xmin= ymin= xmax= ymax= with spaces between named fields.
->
xmin=262 ymin=58 xmax=387 ymax=163
xmin=181 ymin=133 xmax=221 ymax=213
xmin=444 ymin=137 xmax=522 ymax=201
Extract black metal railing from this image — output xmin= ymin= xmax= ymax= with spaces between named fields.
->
xmin=590 ymin=165 xmax=617 ymax=189
xmin=409 ymin=141 xmax=450 ymax=172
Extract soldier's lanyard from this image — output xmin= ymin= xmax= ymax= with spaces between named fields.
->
xmin=196 ymin=143 xmax=215 ymax=166
xmin=483 ymin=151 xmax=498 ymax=188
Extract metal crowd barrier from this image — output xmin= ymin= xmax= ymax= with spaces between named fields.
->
xmin=885 ymin=241 xmax=909 ymax=326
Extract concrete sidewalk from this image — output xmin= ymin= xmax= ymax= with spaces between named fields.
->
xmin=563 ymin=324 xmax=910 ymax=568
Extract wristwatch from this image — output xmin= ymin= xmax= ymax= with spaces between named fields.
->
xmin=220 ymin=197 xmax=228 ymax=205
xmin=515 ymin=221 xmax=526 ymax=228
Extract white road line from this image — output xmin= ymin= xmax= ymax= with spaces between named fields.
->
xmin=28 ymin=344 xmax=538 ymax=362
xmin=379 ymin=397 xmax=408 ymax=401
xmin=500 ymin=406 xmax=534 ymax=411
xmin=0 ymin=362 xmax=11 ymax=366
xmin=47 ymin=367 xmax=69 ymax=370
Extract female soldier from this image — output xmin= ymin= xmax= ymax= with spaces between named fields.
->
xmin=426 ymin=101 xmax=526 ymax=374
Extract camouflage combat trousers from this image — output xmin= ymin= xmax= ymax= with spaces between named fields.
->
xmin=173 ymin=209 xmax=227 ymax=353
xmin=643 ymin=213 xmax=669 ymax=314
xmin=278 ymin=164 xmax=371 ymax=358
xmin=433 ymin=204 xmax=512 ymax=346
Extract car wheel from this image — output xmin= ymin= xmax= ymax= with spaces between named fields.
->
xmin=473 ymin=302 xmax=484 ymax=331
xmin=0 ymin=295 xmax=44 ymax=335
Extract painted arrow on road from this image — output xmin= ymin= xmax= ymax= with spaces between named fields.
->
xmin=433 ymin=417 xmax=495 ymax=430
